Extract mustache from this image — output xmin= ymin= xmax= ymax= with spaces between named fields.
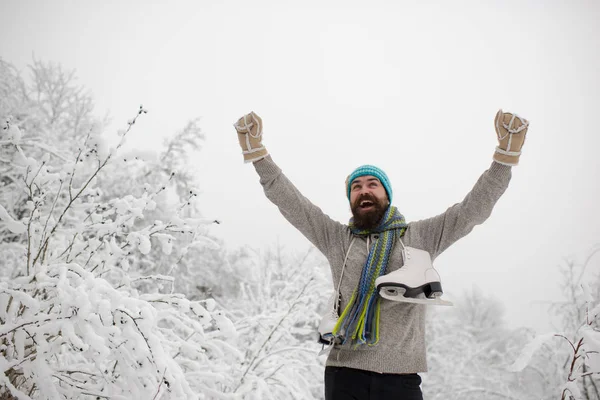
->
xmin=356 ymin=193 xmax=377 ymax=203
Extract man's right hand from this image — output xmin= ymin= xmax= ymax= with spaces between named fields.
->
xmin=233 ymin=112 xmax=269 ymax=163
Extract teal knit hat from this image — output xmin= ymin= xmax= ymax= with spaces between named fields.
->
xmin=346 ymin=165 xmax=392 ymax=203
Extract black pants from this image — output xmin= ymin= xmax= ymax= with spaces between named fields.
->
xmin=325 ymin=366 xmax=423 ymax=400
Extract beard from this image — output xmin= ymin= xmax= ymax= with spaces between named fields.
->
xmin=351 ymin=193 xmax=388 ymax=231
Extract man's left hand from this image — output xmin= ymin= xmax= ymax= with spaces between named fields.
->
xmin=493 ymin=109 xmax=529 ymax=166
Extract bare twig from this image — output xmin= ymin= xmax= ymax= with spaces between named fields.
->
xmin=234 ymin=277 xmax=314 ymax=392
xmin=115 ymin=308 xmax=156 ymax=366
xmin=152 ymin=368 xmax=168 ymax=400
xmin=30 ymin=108 xmax=145 ymax=269
xmin=40 ymin=178 xmax=64 ymax=255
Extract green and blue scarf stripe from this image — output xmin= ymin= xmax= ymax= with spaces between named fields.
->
xmin=333 ymin=206 xmax=407 ymax=347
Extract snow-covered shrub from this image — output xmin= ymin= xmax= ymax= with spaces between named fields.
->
xmin=90 ymin=112 xmax=226 ymax=300
xmin=224 ymin=246 xmax=331 ymax=399
xmin=509 ymin=246 xmax=600 ymax=400
xmin=424 ymin=287 xmax=531 ymax=400
xmin=0 ymin=59 xmax=241 ymax=399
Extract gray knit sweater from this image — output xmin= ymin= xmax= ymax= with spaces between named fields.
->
xmin=254 ymin=156 xmax=511 ymax=374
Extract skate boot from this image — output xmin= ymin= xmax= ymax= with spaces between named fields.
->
xmin=318 ymin=292 xmax=340 ymax=344
xmin=375 ymin=246 xmax=453 ymax=306
xmin=317 ymin=292 xmax=341 ymax=355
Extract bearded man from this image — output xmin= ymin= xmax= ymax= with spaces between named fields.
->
xmin=233 ymin=110 xmax=528 ymax=400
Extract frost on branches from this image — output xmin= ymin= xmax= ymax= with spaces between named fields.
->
xmin=509 ymin=246 xmax=600 ymax=400
xmin=225 ymin=247 xmax=330 ymax=399
xmin=0 ymin=60 xmax=241 ymax=399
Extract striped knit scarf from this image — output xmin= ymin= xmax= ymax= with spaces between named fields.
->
xmin=333 ymin=206 xmax=407 ymax=347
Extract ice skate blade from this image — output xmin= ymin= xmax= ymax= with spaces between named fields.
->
xmin=318 ymin=344 xmax=333 ymax=356
xmin=379 ymin=291 xmax=453 ymax=306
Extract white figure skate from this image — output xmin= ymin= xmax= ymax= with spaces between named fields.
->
xmin=318 ymin=291 xmax=340 ymax=345
xmin=375 ymin=245 xmax=453 ymax=306
xmin=317 ymin=292 xmax=342 ymax=356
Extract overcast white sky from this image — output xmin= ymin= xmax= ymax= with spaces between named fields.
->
xmin=2 ymin=0 xmax=599 ymax=333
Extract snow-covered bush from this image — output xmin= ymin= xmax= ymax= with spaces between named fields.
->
xmin=224 ymin=246 xmax=331 ymax=399
xmin=0 ymin=59 xmax=241 ymax=399
xmin=509 ymin=246 xmax=600 ymax=400
xmin=424 ymin=287 xmax=530 ymax=400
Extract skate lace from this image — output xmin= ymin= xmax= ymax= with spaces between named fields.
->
xmin=333 ymin=237 xmax=356 ymax=314
xmin=330 ymin=237 xmax=356 ymax=360
xmin=397 ymin=238 xmax=408 ymax=260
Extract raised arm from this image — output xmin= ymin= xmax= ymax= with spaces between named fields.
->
xmin=233 ymin=112 xmax=345 ymax=258
xmin=408 ymin=109 xmax=529 ymax=260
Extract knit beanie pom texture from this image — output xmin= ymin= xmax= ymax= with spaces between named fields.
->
xmin=346 ymin=165 xmax=392 ymax=202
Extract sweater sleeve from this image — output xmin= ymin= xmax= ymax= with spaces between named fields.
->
xmin=409 ymin=161 xmax=512 ymax=261
xmin=253 ymin=156 xmax=345 ymax=258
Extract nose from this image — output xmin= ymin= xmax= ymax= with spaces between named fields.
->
xmin=359 ymin=187 xmax=372 ymax=196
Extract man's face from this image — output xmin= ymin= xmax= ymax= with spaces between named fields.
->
xmin=349 ymin=175 xmax=389 ymax=230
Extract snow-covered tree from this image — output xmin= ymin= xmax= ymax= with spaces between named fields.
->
xmin=0 ymin=58 xmax=242 ymax=399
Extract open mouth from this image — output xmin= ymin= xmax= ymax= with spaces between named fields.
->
xmin=359 ymin=200 xmax=375 ymax=210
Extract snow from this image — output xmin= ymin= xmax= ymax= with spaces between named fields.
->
xmin=562 ymin=380 xmax=582 ymax=399
xmin=154 ymin=233 xmax=175 ymax=255
xmin=508 ymin=332 xmax=557 ymax=372
xmin=127 ymin=231 xmax=152 ymax=255
xmin=4 ymin=122 xmax=22 ymax=143
xmin=0 ymin=204 xmax=26 ymax=234
xmin=581 ymin=324 xmax=600 ymax=374
xmin=87 ymin=129 xmax=110 ymax=161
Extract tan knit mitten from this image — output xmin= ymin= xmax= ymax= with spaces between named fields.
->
xmin=494 ymin=109 xmax=529 ymax=166
xmin=233 ymin=112 xmax=269 ymax=163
